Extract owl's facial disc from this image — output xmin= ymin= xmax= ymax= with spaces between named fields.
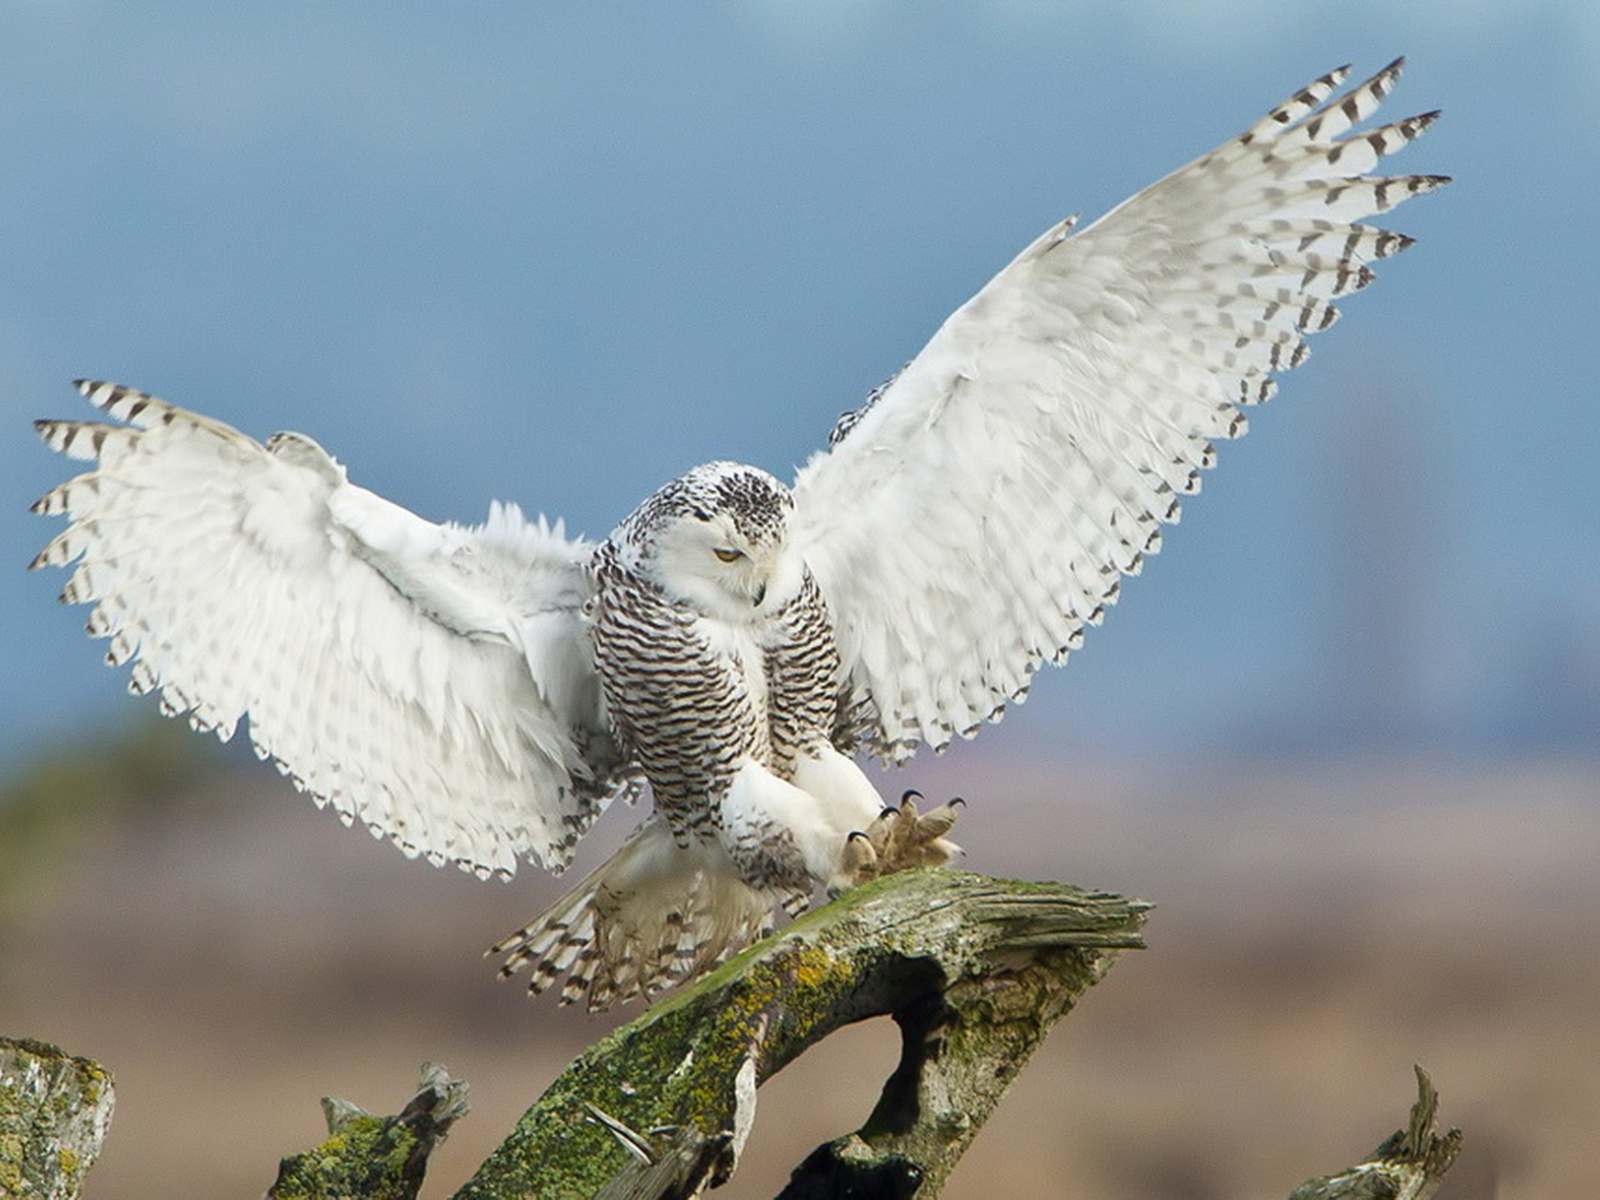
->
xmin=644 ymin=504 xmax=798 ymax=622
xmin=679 ymin=508 xmax=779 ymax=610
xmin=622 ymin=462 xmax=801 ymax=621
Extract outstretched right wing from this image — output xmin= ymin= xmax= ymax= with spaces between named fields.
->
xmin=33 ymin=381 xmax=623 ymax=878
xmin=792 ymin=60 xmax=1446 ymax=761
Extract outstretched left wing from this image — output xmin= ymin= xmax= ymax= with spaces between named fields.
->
xmin=791 ymin=60 xmax=1446 ymax=761
xmin=32 ymin=381 xmax=622 ymax=878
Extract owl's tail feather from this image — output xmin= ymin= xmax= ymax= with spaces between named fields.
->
xmin=491 ymin=815 xmax=792 ymax=1011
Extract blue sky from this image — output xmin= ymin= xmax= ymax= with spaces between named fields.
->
xmin=3 ymin=2 xmax=1595 ymax=767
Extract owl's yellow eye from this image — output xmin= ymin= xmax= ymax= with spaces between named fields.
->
xmin=713 ymin=548 xmax=743 ymax=563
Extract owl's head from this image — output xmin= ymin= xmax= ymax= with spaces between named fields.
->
xmin=618 ymin=462 xmax=802 ymax=621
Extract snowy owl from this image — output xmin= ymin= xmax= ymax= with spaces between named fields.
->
xmin=32 ymin=61 xmax=1445 ymax=1009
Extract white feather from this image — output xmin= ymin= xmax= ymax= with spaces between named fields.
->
xmin=33 ymin=382 xmax=611 ymax=876
xmin=791 ymin=59 xmax=1446 ymax=758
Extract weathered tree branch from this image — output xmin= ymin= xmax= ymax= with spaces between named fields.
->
xmin=0 ymin=1036 xmax=115 ymax=1200
xmin=2 ymin=869 xmax=1467 ymax=1200
xmin=266 ymin=1063 xmax=470 ymax=1200
xmin=455 ymin=869 xmax=1149 ymax=1199
xmin=1286 ymin=1065 xmax=1462 ymax=1200
xmin=252 ymin=869 xmax=1144 ymax=1198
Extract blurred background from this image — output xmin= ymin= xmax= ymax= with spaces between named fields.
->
xmin=1 ymin=3 xmax=1595 ymax=1197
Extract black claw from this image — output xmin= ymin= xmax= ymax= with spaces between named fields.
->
xmin=847 ymin=830 xmax=870 ymax=842
xmin=901 ymin=789 xmax=924 ymax=804
xmin=878 ymin=805 xmax=900 ymax=819
xmin=950 ymin=797 xmax=967 ymax=809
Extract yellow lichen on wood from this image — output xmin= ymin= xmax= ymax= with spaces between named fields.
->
xmin=0 ymin=1037 xmax=115 ymax=1200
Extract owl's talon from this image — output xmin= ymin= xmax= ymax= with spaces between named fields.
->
xmin=881 ymin=802 xmax=916 ymax=861
xmin=841 ymin=829 xmax=879 ymax=885
xmin=860 ymin=805 xmax=898 ymax=856
xmin=850 ymin=793 xmax=965 ymax=878
xmin=911 ymin=800 xmax=962 ymax=844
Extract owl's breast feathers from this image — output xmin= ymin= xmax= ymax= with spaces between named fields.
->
xmin=587 ymin=543 xmax=844 ymax=831
xmin=760 ymin=570 xmax=847 ymax=776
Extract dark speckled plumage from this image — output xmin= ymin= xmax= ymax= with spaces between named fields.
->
xmin=619 ymin=461 xmax=792 ymax=549
xmin=588 ymin=475 xmax=846 ymax=891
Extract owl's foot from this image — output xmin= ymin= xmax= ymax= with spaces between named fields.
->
xmin=841 ymin=790 xmax=963 ymax=887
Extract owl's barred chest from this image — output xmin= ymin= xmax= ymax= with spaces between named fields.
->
xmin=586 ymin=553 xmax=843 ymax=806
xmin=695 ymin=618 xmax=774 ymax=721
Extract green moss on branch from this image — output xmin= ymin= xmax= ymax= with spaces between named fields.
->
xmin=455 ymin=870 xmax=1148 ymax=1199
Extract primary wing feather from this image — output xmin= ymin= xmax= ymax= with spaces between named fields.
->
xmin=33 ymin=381 xmax=617 ymax=878
xmin=792 ymin=59 xmax=1447 ymax=761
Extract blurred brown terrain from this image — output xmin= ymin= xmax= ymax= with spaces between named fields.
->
xmin=2 ymin=724 xmax=1596 ymax=1199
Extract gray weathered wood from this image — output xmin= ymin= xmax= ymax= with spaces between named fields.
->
xmin=0 ymin=1037 xmax=115 ymax=1200
xmin=1287 ymin=1066 xmax=1462 ymax=1200
xmin=454 ymin=869 xmax=1148 ymax=1199
xmin=5 ymin=871 xmax=1466 ymax=1200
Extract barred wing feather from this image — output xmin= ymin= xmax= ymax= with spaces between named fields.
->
xmin=791 ymin=60 xmax=1446 ymax=761
xmin=32 ymin=381 xmax=614 ymax=878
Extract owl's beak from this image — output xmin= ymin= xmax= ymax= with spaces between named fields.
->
xmin=752 ymin=581 xmax=766 ymax=607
